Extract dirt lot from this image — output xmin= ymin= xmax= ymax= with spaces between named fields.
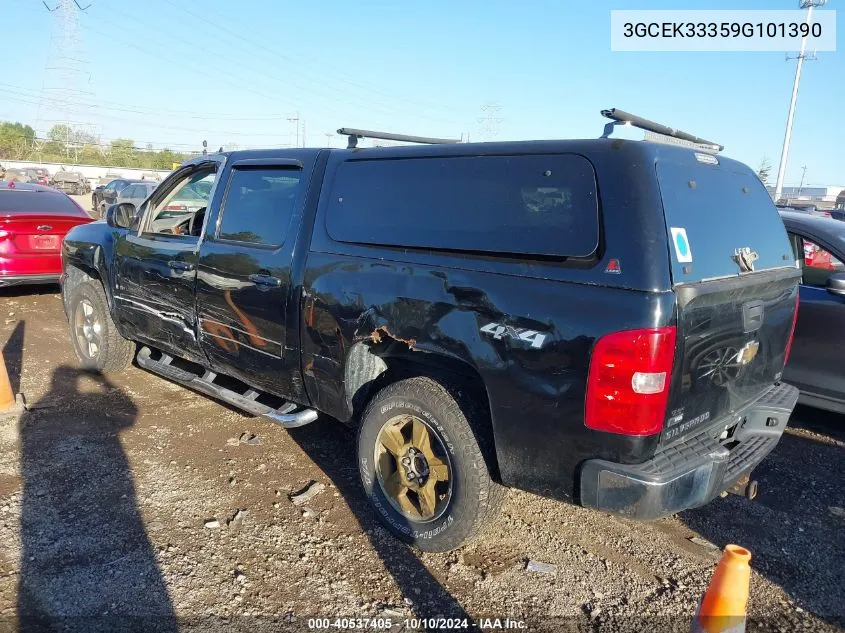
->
xmin=0 ymin=286 xmax=843 ymax=632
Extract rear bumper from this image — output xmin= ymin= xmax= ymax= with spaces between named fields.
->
xmin=579 ymin=381 xmax=799 ymax=520
xmin=0 ymin=273 xmax=60 ymax=287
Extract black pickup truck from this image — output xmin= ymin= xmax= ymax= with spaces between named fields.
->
xmin=60 ymin=114 xmax=801 ymax=552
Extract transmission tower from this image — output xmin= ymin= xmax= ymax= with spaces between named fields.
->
xmin=476 ymin=102 xmax=503 ymax=141
xmin=37 ymin=0 xmax=96 ymax=156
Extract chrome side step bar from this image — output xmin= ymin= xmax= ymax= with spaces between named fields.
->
xmin=136 ymin=346 xmax=318 ymax=429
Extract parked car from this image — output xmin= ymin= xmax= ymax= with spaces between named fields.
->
xmin=60 ymin=118 xmax=800 ymax=552
xmin=114 ymin=181 xmax=157 ymax=211
xmin=52 ymin=171 xmax=90 ymax=195
xmin=780 ymin=210 xmax=845 ymax=413
xmin=91 ymin=178 xmax=147 ymax=217
xmin=4 ymin=168 xmax=33 ymax=183
xmin=33 ymin=168 xmax=51 ymax=186
xmin=0 ymin=181 xmax=92 ymax=286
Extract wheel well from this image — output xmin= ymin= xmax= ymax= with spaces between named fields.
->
xmin=345 ymin=342 xmax=501 ymax=482
xmin=64 ymin=264 xmax=110 ymax=311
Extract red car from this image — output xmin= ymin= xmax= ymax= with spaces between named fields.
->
xmin=0 ymin=181 xmax=92 ymax=287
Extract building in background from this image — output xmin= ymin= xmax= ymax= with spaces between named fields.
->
xmin=767 ymin=185 xmax=845 ymax=210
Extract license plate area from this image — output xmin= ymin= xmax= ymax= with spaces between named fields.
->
xmin=32 ymin=235 xmax=59 ymax=250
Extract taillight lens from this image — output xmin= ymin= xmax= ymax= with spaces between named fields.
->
xmin=783 ymin=293 xmax=800 ymax=367
xmin=585 ymin=326 xmax=677 ymax=436
xmin=164 ymin=204 xmax=187 ymax=211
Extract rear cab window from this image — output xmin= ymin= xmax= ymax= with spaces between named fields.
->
xmin=656 ymin=154 xmax=794 ymax=283
xmin=325 ymin=154 xmax=599 ymax=258
xmin=0 ymin=191 xmax=87 ymax=216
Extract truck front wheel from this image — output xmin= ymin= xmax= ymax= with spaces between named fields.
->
xmin=357 ymin=376 xmax=503 ymax=552
xmin=67 ymin=281 xmax=135 ymax=373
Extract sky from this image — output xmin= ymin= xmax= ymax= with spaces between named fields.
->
xmin=1 ymin=0 xmax=842 ymax=186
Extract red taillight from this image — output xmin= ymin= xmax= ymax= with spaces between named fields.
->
xmin=164 ymin=204 xmax=187 ymax=211
xmin=585 ymin=326 xmax=677 ymax=436
xmin=783 ymin=293 xmax=800 ymax=366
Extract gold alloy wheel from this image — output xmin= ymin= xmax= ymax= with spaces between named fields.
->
xmin=374 ymin=414 xmax=452 ymax=522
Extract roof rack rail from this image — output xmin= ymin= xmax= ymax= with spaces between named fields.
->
xmin=600 ymin=108 xmax=724 ymax=152
xmin=337 ymin=127 xmax=461 ymax=149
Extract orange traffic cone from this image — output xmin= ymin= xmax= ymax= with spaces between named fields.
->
xmin=691 ymin=544 xmax=752 ymax=633
xmin=0 ymin=351 xmax=15 ymax=413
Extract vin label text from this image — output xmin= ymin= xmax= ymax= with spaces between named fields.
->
xmin=611 ymin=10 xmax=836 ymax=52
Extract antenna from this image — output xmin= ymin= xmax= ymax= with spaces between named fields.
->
xmin=38 ymin=0 xmax=96 ymax=156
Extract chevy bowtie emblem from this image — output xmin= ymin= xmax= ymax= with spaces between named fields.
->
xmin=733 ymin=247 xmax=759 ymax=273
xmin=736 ymin=340 xmax=760 ymax=366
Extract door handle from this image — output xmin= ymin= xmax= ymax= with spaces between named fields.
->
xmin=249 ymin=273 xmax=281 ymax=288
xmin=168 ymin=260 xmax=195 ymax=272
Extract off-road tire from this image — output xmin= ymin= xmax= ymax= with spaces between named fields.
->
xmin=357 ymin=376 xmax=504 ymax=552
xmin=67 ymin=281 xmax=135 ymax=373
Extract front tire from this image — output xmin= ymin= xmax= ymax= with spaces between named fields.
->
xmin=357 ymin=376 xmax=503 ymax=552
xmin=67 ymin=281 xmax=135 ymax=373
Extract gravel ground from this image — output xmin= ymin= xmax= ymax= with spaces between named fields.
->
xmin=0 ymin=287 xmax=842 ymax=633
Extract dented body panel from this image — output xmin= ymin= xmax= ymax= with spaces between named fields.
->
xmin=300 ymin=251 xmax=677 ymax=495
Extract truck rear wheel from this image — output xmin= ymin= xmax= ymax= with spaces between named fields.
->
xmin=357 ymin=376 xmax=503 ymax=552
xmin=67 ymin=281 xmax=134 ymax=373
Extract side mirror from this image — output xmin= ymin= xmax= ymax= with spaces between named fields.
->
xmin=106 ymin=202 xmax=136 ymax=229
xmin=826 ymin=272 xmax=845 ymax=297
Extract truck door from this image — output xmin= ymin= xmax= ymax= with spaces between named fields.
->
xmin=195 ymin=158 xmax=307 ymax=396
xmin=112 ymin=159 xmax=222 ymax=363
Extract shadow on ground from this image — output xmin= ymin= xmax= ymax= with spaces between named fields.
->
xmin=679 ymin=407 xmax=845 ymax=630
xmin=16 ymin=366 xmax=177 ymax=633
xmin=288 ymin=416 xmax=471 ymax=630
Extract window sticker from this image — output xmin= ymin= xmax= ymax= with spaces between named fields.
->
xmin=670 ymin=227 xmax=693 ymax=263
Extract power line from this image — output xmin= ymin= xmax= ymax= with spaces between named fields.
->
xmin=90 ymin=3 xmax=465 ymax=129
xmin=1 ymin=83 xmax=295 ymax=121
xmin=1 ymin=93 xmax=296 ymax=140
xmin=157 ymin=0 xmax=468 ymax=120
xmin=477 ymin=102 xmax=504 ymax=141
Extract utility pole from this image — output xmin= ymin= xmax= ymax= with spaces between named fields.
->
xmin=40 ymin=0 xmax=94 ymax=149
xmin=287 ymin=112 xmax=300 ymax=148
xmin=797 ymin=164 xmax=809 ymax=197
xmin=324 ymin=132 xmax=333 ymax=147
xmin=477 ymin=102 xmax=503 ymax=142
xmin=774 ymin=0 xmax=826 ymax=203
xmin=301 ymin=120 xmax=306 ymax=148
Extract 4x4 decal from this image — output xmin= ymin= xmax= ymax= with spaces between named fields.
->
xmin=480 ymin=322 xmax=547 ymax=349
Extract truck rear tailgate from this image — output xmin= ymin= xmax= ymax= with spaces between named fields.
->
xmin=654 ymin=152 xmax=800 ymax=446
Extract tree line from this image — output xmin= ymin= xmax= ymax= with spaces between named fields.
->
xmin=0 ymin=121 xmax=194 ymax=170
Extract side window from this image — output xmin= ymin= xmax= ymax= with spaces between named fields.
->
xmin=325 ymin=154 xmax=599 ymax=258
xmin=142 ymin=166 xmax=217 ymax=238
xmin=216 ymin=167 xmax=302 ymax=247
xmin=122 ymin=185 xmax=138 ymax=199
xmin=801 ymin=237 xmax=845 ymax=287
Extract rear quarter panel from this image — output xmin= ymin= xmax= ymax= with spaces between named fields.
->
xmin=301 ymin=141 xmax=677 ymax=499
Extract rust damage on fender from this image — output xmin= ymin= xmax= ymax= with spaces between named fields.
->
xmin=357 ymin=325 xmax=417 ymax=349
